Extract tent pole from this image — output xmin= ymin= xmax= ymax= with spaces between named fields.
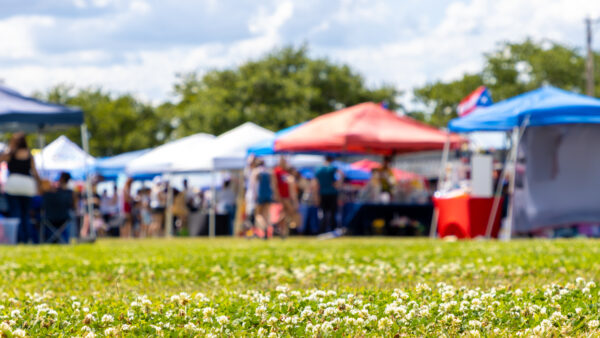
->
xmin=430 ymin=132 xmax=451 ymax=238
xmin=504 ymin=126 xmax=521 ymax=241
xmin=209 ymin=170 xmax=216 ymax=238
xmin=164 ymin=174 xmax=174 ymax=238
xmin=485 ymin=136 xmax=510 ymax=238
xmin=81 ymin=124 xmax=95 ymax=239
xmin=37 ymin=129 xmax=45 ymax=175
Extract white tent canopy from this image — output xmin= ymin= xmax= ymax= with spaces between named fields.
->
xmin=35 ymin=135 xmax=95 ymax=180
xmin=172 ymin=122 xmax=275 ymax=172
xmin=125 ymin=133 xmax=215 ymax=176
xmin=172 ymin=122 xmax=325 ymax=172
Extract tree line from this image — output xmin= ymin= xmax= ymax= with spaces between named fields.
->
xmin=37 ymin=40 xmax=599 ymax=157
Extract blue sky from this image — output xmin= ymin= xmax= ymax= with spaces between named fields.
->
xmin=1 ymin=0 xmax=599 ymax=106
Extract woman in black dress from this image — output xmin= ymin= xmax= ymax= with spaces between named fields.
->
xmin=0 ymin=133 xmax=41 ymax=243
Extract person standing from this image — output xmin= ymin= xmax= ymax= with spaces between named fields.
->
xmin=1 ymin=132 xmax=40 ymax=243
xmin=252 ymin=159 xmax=274 ymax=238
xmin=217 ymin=179 xmax=236 ymax=235
xmin=273 ymin=157 xmax=299 ymax=238
xmin=121 ymin=178 xmax=134 ymax=238
xmin=314 ymin=156 xmax=343 ymax=233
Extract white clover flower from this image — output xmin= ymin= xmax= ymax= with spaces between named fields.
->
xmin=0 ymin=322 xmax=11 ymax=331
xmin=576 ymin=277 xmax=586 ymax=285
xmin=255 ymin=305 xmax=267 ymax=316
xmin=575 ymin=308 xmax=583 ymax=315
xmin=587 ymin=281 xmax=597 ymax=289
xmin=277 ymin=294 xmax=287 ymax=301
xmin=378 ymin=317 xmax=393 ymax=330
xmin=321 ymin=321 xmax=333 ymax=333
xmin=257 ymin=327 xmax=267 ymax=336
xmin=82 ymin=332 xmax=96 ymax=338
xmin=275 ymin=285 xmax=289 ymax=293
xmin=83 ymin=307 xmax=90 ymax=313
xmin=467 ymin=329 xmax=481 ymax=337
xmin=121 ymin=324 xmax=131 ymax=331
xmin=72 ymin=301 xmax=81 ymax=309
xmin=12 ymin=329 xmax=26 ymax=337
xmin=203 ymin=307 xmax=215 ymax=318
xmin=267 ymin=316 xmax=278 ymax=325
xmin=468 ymin=320 xmax=482 ymax=328
xmin=514 ymin=289 xmax=523 ymax=297
xmin=101 ymin=314 xmax=114 ymax=323
xmin=81 ymin=325 xmax=92 ymax=332
xmin=589 ymin=320 xmax=600 ymax=329
xmin=10 ymin=310 xmax=20 ymax=318
xmin=217 ymin=315 xmax=229 ymax=325
xmin=323 ymin=307 xmax=337 ymax=316
xmin=583 ymin=287 xmax=591 ymax=294
xmin=104 ymin=327 xmax=117 ymax=336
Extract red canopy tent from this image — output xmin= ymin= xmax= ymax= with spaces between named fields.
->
xmin=274 ymin=102 xmax=462 ymax=155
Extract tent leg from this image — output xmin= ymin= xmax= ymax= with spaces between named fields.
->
xmin=504 ymin=126 xmax=521 ymax=241
xmin=209 ymin=170 xmax=216 ymax=238
xmin=165 ymin=175 xmax=174 ymax=238
xmin=430 ymin=133 xmax=451 ymax=239
xmin=37 ymin=131 xmax=46 ymax=175
xmin=81 ymin=124 xmax=95 ymax=239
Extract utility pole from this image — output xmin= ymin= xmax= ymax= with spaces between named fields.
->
xmin=585 ymin=17 xmax=600 ymax=96
xmin=586 ymin=17 xmax=595 ymax=96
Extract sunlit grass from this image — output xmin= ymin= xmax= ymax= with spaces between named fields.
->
xmin=0 ymin=238 xmax=598 ymax=336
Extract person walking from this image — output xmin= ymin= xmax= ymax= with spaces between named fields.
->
xmin=1 ymin=132 xmax=40 ymax=243
xmin=252 ymin=159 xmax=274 ymax=239
xmin=273 ymin=157 xmax=299 ymax=238
xmin=314 ymin=156 xmax=343 ymax=234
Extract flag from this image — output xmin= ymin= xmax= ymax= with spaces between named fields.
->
xmin=457 ymin=86 xmax=493 ymax=117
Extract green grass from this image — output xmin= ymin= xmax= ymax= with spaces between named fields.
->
xmin=0 ymin=238 xmax=599 ymax=336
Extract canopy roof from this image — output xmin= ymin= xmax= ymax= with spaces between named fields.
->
xmin=35 ymin=135 xmax=95 ymax=180
xmin=126 ymin=133 xmax=215 ymax=175
xmin=247 ymin=123 xmax=305 ymax=156
xmin=449 ymin=86 xmax=600 ymax=132
xmin=95 ymin=149 xmax=150 ymax=180
xmin=0 ymin=85 xmax=83 ymax=131
xmin=172 ymin=122 xmax=274 ymax=172
xmin=275 ymin=102 xmax=461 ymax=155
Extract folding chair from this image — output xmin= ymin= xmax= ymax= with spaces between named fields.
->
xmin=40 ymin=190 xmax=74 ymax=244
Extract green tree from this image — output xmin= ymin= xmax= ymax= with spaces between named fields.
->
xmin=413 ymin=39 xmax=595 ymax=127
xmin=40 ymin=85 xmax=170 ymax=157
xmin=171 ymin=45 xmax=401 ymax=136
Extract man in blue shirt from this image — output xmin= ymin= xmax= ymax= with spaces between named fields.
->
xmin=314 ymin=156 xmax=343 ymax=233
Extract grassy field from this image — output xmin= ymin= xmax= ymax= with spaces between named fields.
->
xmin=0 ymin=238 xmax=599 ymax=336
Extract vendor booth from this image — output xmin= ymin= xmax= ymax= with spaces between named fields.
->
xmin=446 ymin=86 xmax=600 ymax=238
xmin=0 ymin=84 xmax=90 ymax=242
xmin=275 ymin=102 xmax=462 ymax=236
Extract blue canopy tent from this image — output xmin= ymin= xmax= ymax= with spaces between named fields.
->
xmin=447 ymin=86 xmax=600 ymax=238
xmin=0 ymin=84 xmax=95 ymax=239
xmin=247 ymin=124 xmax=302 ymax=156
xmin=449 ymin=86 xmax=600 ymax=132
xmin=95 ymin=149 xmax=151 ymax=181
xmin=0 ymin=85 xmax=83 ymax=131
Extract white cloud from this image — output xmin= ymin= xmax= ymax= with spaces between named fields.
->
xmin=1 ymin=0 xmax=600 ymax=109
xmin=0 ymin=15 xmax=55 ymax=59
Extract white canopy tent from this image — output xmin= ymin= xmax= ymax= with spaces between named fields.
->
xmin=35 ymin=135 xmax=95 ymax=181
xmin=125 ymin=133 xmax=215 ymax=176
xmin=171 ymin=122 xmax=274 ymax=172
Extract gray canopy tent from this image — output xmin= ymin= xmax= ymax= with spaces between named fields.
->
xmin=0 ymin=84 xmax=95 ymax=239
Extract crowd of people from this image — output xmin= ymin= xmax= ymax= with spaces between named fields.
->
xmin=0 ymin=132 xmax=432 ymax=243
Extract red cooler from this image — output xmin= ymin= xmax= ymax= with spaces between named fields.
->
xmin=433 ymin=195 xmax=503 ymax=239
